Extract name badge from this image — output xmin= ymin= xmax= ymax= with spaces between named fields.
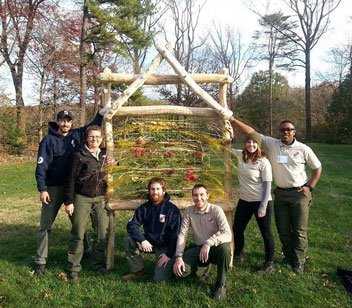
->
xmin=277 ymin=155 xmax=288 ymax=164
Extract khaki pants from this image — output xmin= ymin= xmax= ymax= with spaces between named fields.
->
xmin=67 ymin=194 xmax=109 ymax=273
xmin=35 ymin=186 xmax=90 ymax=265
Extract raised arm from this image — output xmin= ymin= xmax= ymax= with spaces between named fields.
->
xmin=229 ymin=116 xmax=255 ymax=135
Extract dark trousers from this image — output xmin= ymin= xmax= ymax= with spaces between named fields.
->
xmin=273 ymin=188 xmax=311 ymax=264
xmin=233 ymin=199 xmax=275 ymax=262
xmin=182 ymin=243 xmax=231 ymax=284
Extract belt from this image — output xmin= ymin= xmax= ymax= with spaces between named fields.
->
xmin=276 ymin=186 xmax=304 ymax=191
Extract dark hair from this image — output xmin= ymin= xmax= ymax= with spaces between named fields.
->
xmin=148 ymin=177 xmax=167 ymax=191
xmin=279 ymin=120 xmax=295 ymax=127
xmin=192 ymin=183 xmax=208 ymax=195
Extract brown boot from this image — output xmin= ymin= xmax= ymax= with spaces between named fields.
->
xmin=122 ymin=269 xmax=146 ymax=281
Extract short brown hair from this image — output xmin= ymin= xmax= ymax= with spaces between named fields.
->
xmin=192 ymin=183 xmax=208 ymax=195
xmin=148 ymin=177 xmax=167 ymax=191
xmin=85 ymin=125 xmax=102 ymax=138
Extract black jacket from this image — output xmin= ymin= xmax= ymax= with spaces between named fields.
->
xmin=35 ymin=113 xmax=103 ymax=192
xmin=63 ymin=145 xmax=108 ymax=205
xmin=127 ymin=193 xmax=181 ymax=258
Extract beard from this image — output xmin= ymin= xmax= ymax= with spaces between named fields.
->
xmin=150 ymin=193 xmax=165 ymax=203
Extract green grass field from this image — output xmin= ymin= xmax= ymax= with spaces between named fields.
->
xmin=0 ymin=144 xmax=352 ymax=308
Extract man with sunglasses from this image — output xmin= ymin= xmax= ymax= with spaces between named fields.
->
xmin=229 ymin=117 xmax=322 ymax=274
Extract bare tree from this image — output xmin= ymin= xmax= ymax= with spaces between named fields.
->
xmin=278 ymin=0 xmax=342 ymax=139
xmin=160 ymin=0 xmax=207 ymax=106
xmin=0 ymin=0 xmax=47 ymax=133
xmin=208 ymin=24 xmax=258 ymax=112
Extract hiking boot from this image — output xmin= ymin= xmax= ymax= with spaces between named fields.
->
xmin=122 ymin=269 xmax=146 ymax=281
xmin=257 ymin=261 xmax=275 ymax=274
xmin=214 ymin=282 xmax=226 ymax=301
xmin=68 ymin=271 xmax=79 ymax=282
xmin=34 ymin=264 xmax=46 ymax=275
xmin=292 ymin=263 xmax=305 ymax=274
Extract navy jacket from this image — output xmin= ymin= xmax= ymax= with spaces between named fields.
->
xmin=64 ymin=146 xmax=108 ymax=205
xmin=35 ymin=113 xmax=103 ymax=192
xmin=127 ymin=193 xmax=181 ymax=258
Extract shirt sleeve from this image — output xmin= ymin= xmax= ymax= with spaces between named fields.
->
xmin=260 ymin=158 xmax=273 ymax=182
xmin=126 ymin=206 xmax=147 ymax=244
xmin=35 ymin=137 xmax=53 ymax=192
xmin=304 ymin=145 xmax=322 ymax=170
xmin=74 ymin=112 xmax=104 ymax=139
xmin=205 ymin=207 xmax=232 ymax=247
xmin=175 ymin=208 xmax=191 ymax=258
xmin=165 ymin=208 xmax=182 ymax=258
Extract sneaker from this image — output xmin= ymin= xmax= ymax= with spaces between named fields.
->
xmin=214 ymin=282 xmax=226 ymax=301
xmin=292 ymin=263 xmax=304 ymax=274
xmin=257 ymin=261 xmax=275 ymax=274
xmin=68 ymin=271 xmax=79 ymax=282
xmin=34 ymin=264 xmax=46 ymax=275
xmin=122 ymin=269 xmax=146 ymax=281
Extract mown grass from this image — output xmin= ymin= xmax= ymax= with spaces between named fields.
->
xmin=0 ymin=144 xmax=352 ymax=308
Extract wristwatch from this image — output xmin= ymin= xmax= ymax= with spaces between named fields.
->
xmin=306 ymin=184 xmax=315 ymax=192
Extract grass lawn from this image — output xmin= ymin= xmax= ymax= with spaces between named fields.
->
xmin=0 ymin=144 xmax=352 ymax=308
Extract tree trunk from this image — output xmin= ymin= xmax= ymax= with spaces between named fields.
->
xmin=38 ymin=72 xmax=45 ymax=141
xmin=79 ymin=0 xmax=89 ymax=125
xmin=14 ymin=75 xmax=26 ymax=133
xmin=305 ymin=48 xmax=312 ymax=140
xmin=268 ymin=61 xmax=273 ymax=136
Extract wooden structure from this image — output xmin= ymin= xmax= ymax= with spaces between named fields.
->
xmin=98 ymin=42 xmax=235 ymax=269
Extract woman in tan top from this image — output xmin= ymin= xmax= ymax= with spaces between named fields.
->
xmin=232 ymin=132 xmax=275 ymax=273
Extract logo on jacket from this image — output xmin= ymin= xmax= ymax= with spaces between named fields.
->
xmin=71 ymin=140 xmax=76 ymax=148
xmin=293 ymin=151 xmax=299 ymax=157
xmin=37 ymin=157 xmax=44 ymax=164
xmin=159 ymin=214 xmax=166 ymax=223
xmin=208 ymin=217 xmax=214 ymax=224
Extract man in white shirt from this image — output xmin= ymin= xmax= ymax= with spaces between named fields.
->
xmin=230 ymin=117 xmax=322 ymax=274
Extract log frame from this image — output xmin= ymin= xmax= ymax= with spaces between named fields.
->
xmin=99 ymin=42 xmax=237 ymax=270
xmin=97 ymin=73 xmax=234 ymax=85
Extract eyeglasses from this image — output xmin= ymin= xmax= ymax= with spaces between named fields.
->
xmin=279 ymin=128 xmax=295 ymax=132
xmin=87 ymin=136 xmax=102 ymax=139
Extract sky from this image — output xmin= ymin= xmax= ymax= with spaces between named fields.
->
xmin=1 ymin=0 xmax=351 ymax=106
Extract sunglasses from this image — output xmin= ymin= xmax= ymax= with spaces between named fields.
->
xmin=279 ymin=128 xmax=295 ymax=132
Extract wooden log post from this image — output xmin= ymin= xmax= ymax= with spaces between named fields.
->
xmin=218 ymin=68 xmax=235 ymax=264
xmin=102 ymin=42 xmax=174 ymax=120
xmin=101 ymin=77 xmax=115 ymax=270
xmin=156 ymin=44 xmax=233 ymax=120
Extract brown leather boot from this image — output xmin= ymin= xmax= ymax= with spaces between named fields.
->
xmin=122 ymin=269 xmax=146 ymax=281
